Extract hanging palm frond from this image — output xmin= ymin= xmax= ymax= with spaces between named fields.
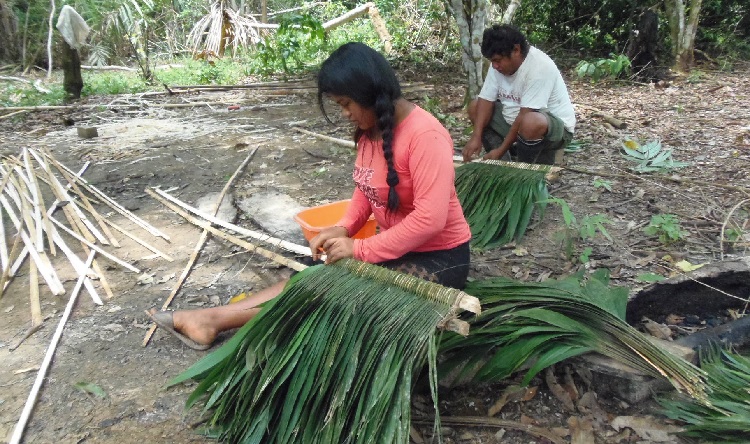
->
xmin=660 ymin=347 xmax=750 ymax=442
xmin=438 ymin=270 xmax=709 ymax=403
xmin=454 ymin=161 xmax=550 ymax=249
xmin=187 ymin=0 xmax=264 ymax=57
xmin=169 ymin=259 xmax=478 ymax=444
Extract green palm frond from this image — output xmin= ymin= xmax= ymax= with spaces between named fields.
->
xmin=455 ymin=161 xmax=549 ymax=249
xmin=439 ymin=270 xmax=708 ymax=403
xmin=660 ymin=347 xmax=750 ymax=442
xmin=170 ymin=259 xmax=470 ymax=444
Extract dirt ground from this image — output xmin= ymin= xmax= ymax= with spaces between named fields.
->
xmin=0 ymin=63 xmax=749 ymax=444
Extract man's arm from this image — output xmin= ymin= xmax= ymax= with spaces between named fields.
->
xmin=483 ymin=107 xmax=533 ymax=160
xmin=462 ymin=98 xmax=495 ymax=162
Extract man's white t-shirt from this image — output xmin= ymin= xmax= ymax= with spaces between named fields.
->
xmin=478 ymin=46 xmax=576 ymax=134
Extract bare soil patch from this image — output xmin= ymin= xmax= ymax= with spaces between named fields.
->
xmin=0 ymin=65 xmax=748 ymax=443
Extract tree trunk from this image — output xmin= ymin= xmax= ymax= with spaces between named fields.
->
xmin=501 ymin=0 xmax=522 ymax=24
xmin=0 ymin=0 xmax=18 ymax=62
xmin=447 ymin=0 xmax=487 ymax=101
xmin=46 ymin=0 xmax=55 ymax=78
xmin=61 ymin=40 xmax=82 ymax=100
xmin=664 ymin=0 xmax=703 ymax=72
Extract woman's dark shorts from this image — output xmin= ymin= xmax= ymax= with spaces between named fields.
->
xmin=377 ymin=241 xmax=471 ymax=290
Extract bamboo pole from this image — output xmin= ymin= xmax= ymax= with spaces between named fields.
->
xmin=48 ymin=216 xmax=140 ymax=273
xmin=0 ymin=194 xmax=65 ymax=295
xmin=100 ymin=217 xmax=173 ymax=262
xmin=45 ymin=152 xmax=170 ymax=240
xmin=37 ymin=157 xmax=110 ymax=246
xmin=146 ymin=189 xmax=307 ymax=272
xmin=292 ymin=127 xmax=355 ymax=148
xmin=0 ymin=230 xmax=22 ymax=300
xmin=150 ymin=187 xmax=311 ymax=257
xmin=142 ymin=149 xmax=258 ymax=347
xmin=23 ymin=150 xmax=56 ymax=255
xmin=28 ymin=260 xmax=42 ymax=326
xmin=43 ymin=150 xmax=120 ymax=247
xmin=0 ymin=102 xmax=296 ymax=111
xmin=0 ymin=110 xmax=29 ymax=120
xmin=9 ymin=251 xmax=96 ymax=444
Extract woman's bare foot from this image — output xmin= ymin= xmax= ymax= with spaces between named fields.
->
xmin=171 ymin=309 xmax=220 ymax=347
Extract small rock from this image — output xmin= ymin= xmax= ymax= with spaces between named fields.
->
xmin=103 ymin=324 xmax=125 ymax=333
xmin=494 ymin=429 xmax=506 ymax=440
xmin=77 ymin=127 xmax=98 ymax=139
xmin=107 ymin=305 xmax=122 ymax=313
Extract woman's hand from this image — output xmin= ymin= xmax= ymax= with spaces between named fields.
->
xmin=309 ymin=226 xmax=349 ymax=261
xmin=321 ymin=237 xmax=355 ymax=264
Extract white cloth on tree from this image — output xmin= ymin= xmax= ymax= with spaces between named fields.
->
xmin=56 ymin=5 xmax=90 ymax=49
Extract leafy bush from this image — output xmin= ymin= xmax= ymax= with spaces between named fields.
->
xmin=575 ymin=53 xmax=631 ymax=81
xmin=250 ymin=14 xmax=327 ymax=75
xmin=643 ymin=214 xmax=688 ymax=244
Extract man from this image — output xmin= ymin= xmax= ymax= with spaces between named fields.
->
xmin=462 ymin=24 xmax=576 ymax=165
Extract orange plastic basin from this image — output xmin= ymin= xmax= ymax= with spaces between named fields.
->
xmin=294 ymin=200 xmax=377 ymax=243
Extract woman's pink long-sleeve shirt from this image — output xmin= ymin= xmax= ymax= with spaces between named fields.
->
xmin=336 ymin=106 xmax=471 ymax=263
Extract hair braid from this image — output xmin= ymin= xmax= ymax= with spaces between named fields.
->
xmin=375 ymin=93 xmax=399 ymax=212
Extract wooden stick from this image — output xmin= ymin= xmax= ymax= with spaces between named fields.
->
xmin=23 ymin=150 xmax=56 ymax=255
xmin=0 ymin=194 xmax=65 ymax=295
xmin=0 ymin=110 xmax=28 ymax=120
xmin=32 ymin=153 xmax=110 ymax=245
xmin=142 ymin=149 xmax=257 ymax=347
xmin=48 ymin=216 xmax=139 ymax=273
xmin=46 ymin=222 xmax=102 ymax=305
xmin=146 ymin=189 xmax=307 ymax=272
xmin=0 ymin=197 xmax=8 ymax=270
xmin=44 ymin=152 xmax=170 ymax=240
xmin=29 ymin=260 xmax=42 ymax=326
xmin=9 ymin=251 xmax=95 ymax=444
xmin=292 ymin=127 xmax=355 ymax=148
xmin=100 ymin=217 xmax=173 ymax=262
xmin=41 ymin=150 xmax=120 ymax=247
xmin=150 ymin=187 xmax=312 ymax=257
xmin=0 ymin=230 xmax=23 ymax=299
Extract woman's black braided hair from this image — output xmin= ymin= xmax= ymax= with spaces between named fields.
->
xmin=317 ymin=42 xmax=402 ymax=212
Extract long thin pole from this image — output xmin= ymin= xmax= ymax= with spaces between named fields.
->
xmin=142 ymin=149 xmax=257 ymax=347
xmin=9 ymin=251 xmax=96 ymax=444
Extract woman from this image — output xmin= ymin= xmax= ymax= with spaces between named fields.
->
xmin=147 ymin=42 xmax=471 ymax=350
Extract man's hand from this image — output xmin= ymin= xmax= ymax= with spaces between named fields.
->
xmin=482 ymin=147 xmax=505 ymax=161
xmin=462 ymin=137 xmax=483 ymax=162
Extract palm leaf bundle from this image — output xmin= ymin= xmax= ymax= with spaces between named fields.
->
xmin=454 ymin=160 xmax=550 ymax=249
xmin=438 ymin=270 xmax=708 ymax=403
xmin=660 ymin=347 xmax=750 ymax=442
xmin=169 ymin=259 xmax=479 ymax=444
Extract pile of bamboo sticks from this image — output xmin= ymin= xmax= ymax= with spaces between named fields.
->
xmin=0 ymin=147 xmax=172 ymax=333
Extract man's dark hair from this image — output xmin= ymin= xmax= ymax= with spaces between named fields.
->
xmin=481 ymin=24 xmax=530 ymax=59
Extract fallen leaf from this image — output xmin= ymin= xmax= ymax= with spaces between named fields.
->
xmin=611 ymin=415 xmax=683 ymax=442
xmin=13 ymin=366 xmax=40 ymax=374
xmin=568 ymin=416 xmax=594 ymax=444
xmin=636 ymin=272 xmax=665 ymax=282
xmin=74 ymin=381 xmax=107 ymax=399
xmin=4 ymin=305 xmax=14 ymax=313
xmin=642 ymin=317 xmax=672 ymax=340
xmin=675 ymin=260 xmax=705 ymax=272
xmin=545 ymin=367 xmax=576 ymax=412
xmin=137 ymin=273 xmax=155 ymax=285
xmin=156 ymin=272 xmax=175 ymax=284
xmin=487 ymin=385 xmax=528 ymax=417
xmin=512 ymin=246 xmax=528 ymax=256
